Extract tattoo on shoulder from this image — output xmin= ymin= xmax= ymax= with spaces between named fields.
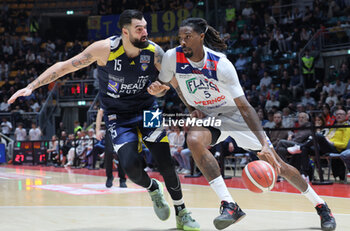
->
xmin=155 ymin=44 xmax=164 ymax=65
xmin=72 ymin=53 xmax=93 ymax=68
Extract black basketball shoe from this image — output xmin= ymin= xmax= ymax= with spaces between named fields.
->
xmin=213 ymin=201 xmax=246 ymax=230
xmin=315 ymin=203 xmax=336 ymax=231
xmin=105 ymin=176 xmax=114 ymax=188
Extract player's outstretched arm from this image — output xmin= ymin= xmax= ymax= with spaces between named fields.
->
xmin=234 ymin=95 xmax=281 ymax=174
xmin=8 ymin=39 xmax=109 ymax=104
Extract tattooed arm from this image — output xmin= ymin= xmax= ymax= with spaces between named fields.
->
xmin=154 ymin=43 xmax=164 ymax=72
xmin=8 ymin=39 xmax=110 ymax=104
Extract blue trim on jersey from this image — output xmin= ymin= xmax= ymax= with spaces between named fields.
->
xmin=175 ymin=46 xmax=220 ymax=81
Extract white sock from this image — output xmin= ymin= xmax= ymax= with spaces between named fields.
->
xmin=146 ymin=179 xmax=153 ymax=190
xmin=302 ymin=184 xmax=325 ymax=207
xmin=209 ymin=176 xmax=235 ymax=203
xmin=173 ymin=198 xmax=185 ymax=206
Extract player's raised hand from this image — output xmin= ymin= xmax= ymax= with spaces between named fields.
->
xmin=190 ymin=109 xmax=206 ymax=119
xmin=257 ymin=145 xmax=281 ymax=175
xmin=8 ymin=87 xmax=33 ymax=104
xmin=147 ymin=81 xmax=170 ymax=95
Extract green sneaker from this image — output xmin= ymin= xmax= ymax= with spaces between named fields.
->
xmin=176 ymin=209 xmax=200 ymax=231
xmin=148 ymin=179 xmax=170 ymax=221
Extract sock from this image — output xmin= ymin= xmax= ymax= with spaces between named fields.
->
xmin=147 ymin=179 xmax=158 ymax=192
xmin=173 ymin=198 xmax=185 ymax=215
xmin=302 ymin=184 xmax=325 ymax=207
xmin=209 ymin=176 xmax=235 ymax=203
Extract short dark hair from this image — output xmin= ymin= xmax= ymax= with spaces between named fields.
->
xmin=118 ymin=9 xmax=144 ymax=28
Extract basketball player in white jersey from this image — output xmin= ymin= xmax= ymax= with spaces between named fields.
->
xmin=148 ymin=18 xmax=336 ymax=231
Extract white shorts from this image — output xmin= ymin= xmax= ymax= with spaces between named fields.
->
xmin=210 ymin=112 xmax=264 ymax=151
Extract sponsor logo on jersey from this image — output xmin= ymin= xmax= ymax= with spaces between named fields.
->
xmin=206 ymin=60 xmax=216 ymax=70
xmin=108 ymin=80 xmax=120 ymax=94
xmin=141 ymin=63 xmax=148 ymax=71
xmin=194 ymin=95 xmax=226 ymax=105
xmin=140 ymin=55 xmax=151 ymax=63
xmin=181 ymin=64 xmax=189 ymax=70
xmin=108 ymin=114 xmax=117 ymax=121
xmin=186 ymin=77 xmax=220 ymax=94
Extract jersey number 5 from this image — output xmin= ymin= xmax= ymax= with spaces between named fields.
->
xmin=114 ymin=59 xmax=122 ymax=71
xmin=204 ymin=90 xmax=211 ymax=98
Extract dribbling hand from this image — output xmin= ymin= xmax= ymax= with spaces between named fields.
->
xmin=8 ymin=87 xmax=33 ymax=104
xmin=257 ymin=145 xmax=281 ymax=175
xmin=147 ymin=81 xmax=170 ymax=95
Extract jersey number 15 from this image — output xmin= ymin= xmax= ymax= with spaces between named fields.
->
xmin=114 ymin=59 xmax=122 ymax=71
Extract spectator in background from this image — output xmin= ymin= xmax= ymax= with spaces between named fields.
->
xmin=322 ymin=103 xmax=336 ymax=126
xmin=2 ymin=41 xmax=13 ymax=56
xmin=14 ymin=122 xmax=27 ymax=141
xmin=0 ymin=60 xmax=9 ymax=79
xmin=290 ymin=68 xmax=304 ymax=99
xmin=259 ymin=71 xmax=272 ymax=89
xmin=168 ymin=126 xmax=189 ymax=174
xmin=179 ymin=125 xmax=192 ymax=174
xmin=0 ymin=96 xmax=10 ymax=112
xmin=331 ymin=78 xmax=346 ymax=96
xmin=25 ymin=50 xmax=36 ymax=64
xmin=301 ymin=50 xmax=315 ymax=89
xmin=29 ymin=99 xmax=40 ymax=112
xmin=263 ymin=110 xmax=275 ymax=128
xmin=73 ymin=120 xmax=82 ymax=136
xmin=300 ymin=27 xmax=311 ymax=47
xmin=241 ymin=3 xmax=254 ymax=18
xmin=264 ymin=12 xmax=277 ymax=27
xmin=274 ymin=29 xmax=286 ymax=52
xmin=1 ymin=117 xmax=12 ymax=137
xmin=279 ymin=82 xmax=292 ymax=108
xmin=267 ymin=111 xmax=289 ymax=147
xmin=45 ymin=40 xmax=56 ymax=54
xmin=234 ymin=53 xmax=247 ymax=74
xmin=337 ymin=63 xmax=350 ymax=81
xmin=291 ymin=109 xmax=350 ymax=181
xmin=275 ymin=112 xmax=312 ymax=163
xmin=47 ymin=135 xmax=58 ymax=165
xmin=301 ymin=91 xmax=316 ymax=106
xmin=239 ymin=73 xmax=252 ymax=90
xmin=326 ymin=88 xmax=339 ymax=105
xmin=265 ymin=94 xmax=280 ymax=112
xmin=28 ymin=122 xmax=42 ymax=141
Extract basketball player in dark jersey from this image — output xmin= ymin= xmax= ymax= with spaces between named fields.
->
xmin=8 ymin=10 xmax=199 ymax=231
xmin=95 ymin=107 xmax=127 ymax=188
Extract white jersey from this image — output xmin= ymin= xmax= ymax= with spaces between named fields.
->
xmin=159 ymin=46 xmax=244 ymax=117
xmin=159 ymin=46 xmax=265 ymax=150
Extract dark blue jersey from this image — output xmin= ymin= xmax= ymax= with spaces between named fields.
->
xmin=98 ymin=36 xmax=158 ymax=115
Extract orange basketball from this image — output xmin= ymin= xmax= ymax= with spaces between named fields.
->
xmin=242 ymin=160 xmax=276 ymax=193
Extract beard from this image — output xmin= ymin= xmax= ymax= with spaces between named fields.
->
xmin=184 ymin=51 xmax=193 ymax=58
xmin=130 ymin=36 xmax=149 ymax=49
xmin=182 ymin=46 xmax=193 ymax=58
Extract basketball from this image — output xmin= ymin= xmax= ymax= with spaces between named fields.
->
xmin=242 ymin=160 xmax=276 ymax=193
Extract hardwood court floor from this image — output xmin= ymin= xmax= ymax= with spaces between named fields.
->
xmin=0 ymin=165 xmax=349 ymax=231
